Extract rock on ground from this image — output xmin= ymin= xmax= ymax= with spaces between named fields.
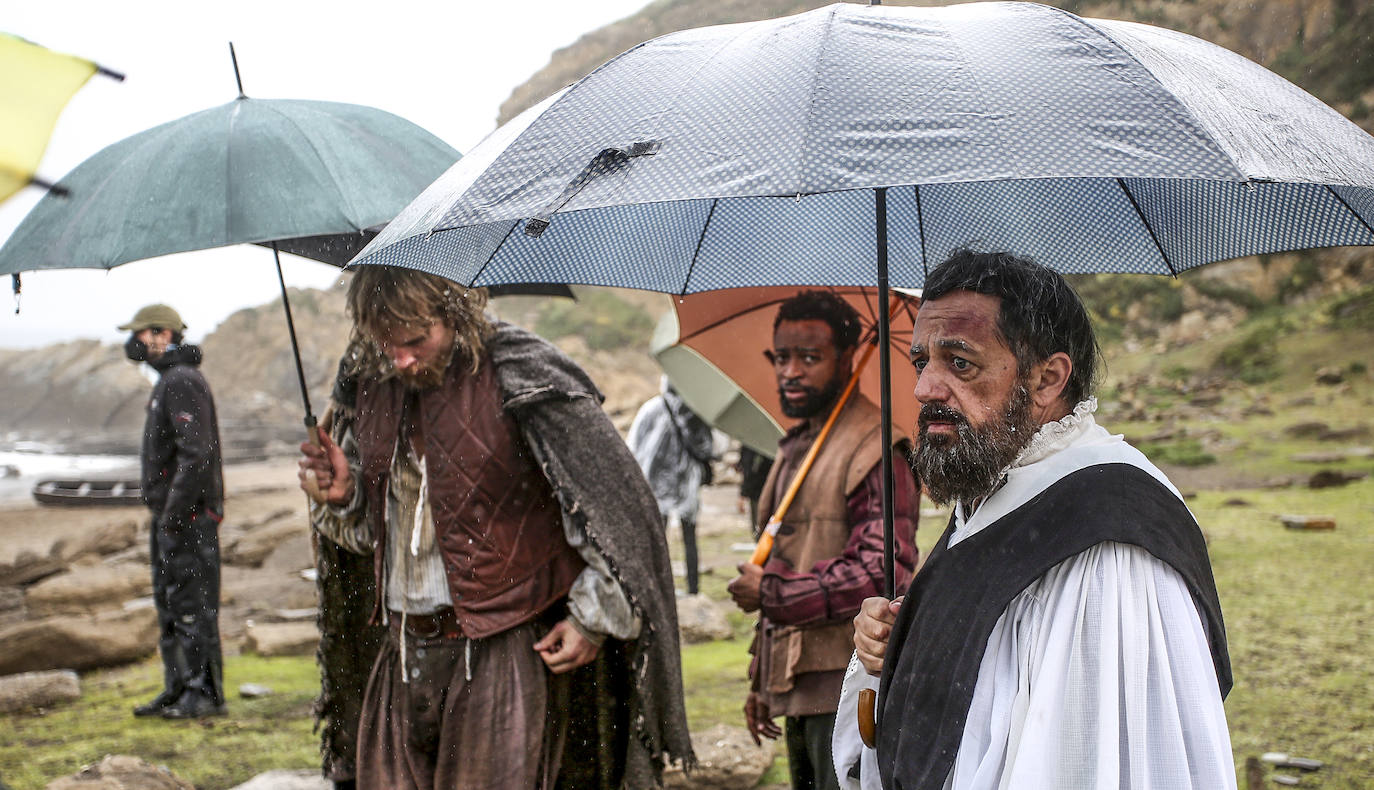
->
xmin=225 ymin=519 xmax=306 ymax=567
xmin=664 ymin=723 xmax=776 ymax=789
xmin=25 ymin=562 xmax=151 ymax=618
xmin=0 ymin=607 xmax=156 ymax=675
xmin=0 ymin=669 xmax=80 ymax=713
xmin=243 ymin=621 xmax=319 ymax=657
xmin=677 ymin=594 xmax=734 ymax=644
xmin=227 ymin=770 xmax=329 ymax=790
xmin=45 ymin=755 xmax=194 ymax=790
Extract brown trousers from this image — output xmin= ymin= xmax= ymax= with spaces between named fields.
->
xmin=356 ymin=619 xmax=569 ymax=790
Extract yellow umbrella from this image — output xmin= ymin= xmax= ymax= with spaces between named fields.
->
xmin=0 ymin=32 xmax=120 ymax=202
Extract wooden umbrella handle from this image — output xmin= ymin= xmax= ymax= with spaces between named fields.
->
xmin=301 ymin=420 xmax=327 ymax=504
xmin=858 ymin=688 xmax=878 ymax=747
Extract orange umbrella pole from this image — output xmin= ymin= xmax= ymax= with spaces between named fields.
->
xmin=749 ymin=337 xmax=879 ymax=565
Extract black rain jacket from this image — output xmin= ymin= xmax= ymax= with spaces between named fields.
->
xmin=142 ymin=344 xmax=224 ymax=527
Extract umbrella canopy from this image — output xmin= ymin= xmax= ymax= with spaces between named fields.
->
xmin=0 ymin=96 xmax=458 ymax=271
xmin=0 ymin=32 xmax=115 ymax=202
xmin=345 ymin=1 xmax=1374 ymax=593
xmin=0 ymin=91 xmax=459 ymax=464
xmin=652 ymin=286 xmax=922 ymax=456
xmin=651 ymin=312 xmax=782 ymax=457
xmin=350 ymin=1 xmax=1374 ymax=287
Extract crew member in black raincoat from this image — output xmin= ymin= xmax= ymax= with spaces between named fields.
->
xmin=120 ymin=304 xmax=226 ymax=719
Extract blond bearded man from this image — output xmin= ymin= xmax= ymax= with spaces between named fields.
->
xmin=299 ymin=267 xmax=692 ymax=789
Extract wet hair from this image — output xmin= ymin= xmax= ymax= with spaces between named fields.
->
xmin=345 ymin=265 xmax=491 ymax=373
xmin=923 ymin=248 xmax=1099 ymax=405
xmin=774 ymin=290 xmax=862 ymax=350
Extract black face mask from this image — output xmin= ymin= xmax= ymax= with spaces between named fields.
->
xmin=124 ymin=334 xmax=149 ymax=362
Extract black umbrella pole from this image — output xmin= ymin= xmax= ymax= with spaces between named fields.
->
xmin=274 ymin=244 xmax=326 ymax=503
xmin=876 ymin=187 xmax=896 ymax=599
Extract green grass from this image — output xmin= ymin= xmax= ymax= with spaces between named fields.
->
xmin=1195 ymin=480 xmax=1374 ymax=789
xmin=0 ymin=653 xmax=320 ymax=789
xmin=2 ymin=485 xmax=1370 ymax=788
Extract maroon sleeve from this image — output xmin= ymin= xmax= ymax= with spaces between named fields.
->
xmin=759 ymin=458 xmax=920 ymax=627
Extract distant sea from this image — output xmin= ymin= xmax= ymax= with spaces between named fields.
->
xmin=0 ymin=443 xmax=139 ymax=506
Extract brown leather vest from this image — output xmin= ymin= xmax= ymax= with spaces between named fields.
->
xmin=355 ymin=352 xmax=585 ymax=639
xmin=756 ymin=393 xmax=909 ymax=695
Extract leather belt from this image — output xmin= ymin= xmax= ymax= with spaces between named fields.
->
xmin=391 ymin=607 xmax=463 ymax=640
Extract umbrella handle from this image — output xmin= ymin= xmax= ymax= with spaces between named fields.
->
xmin=749 ymin=519 xmax=781 ymax=565
xmin=858 ymin=688 xmax=878 ymax=748
xmin=301 ymin=420 xmax=327 ymax=504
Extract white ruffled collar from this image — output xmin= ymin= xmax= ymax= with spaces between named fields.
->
xmin=953 ymin=398 xmax=1103 ymax=538
xmin=1012 ymin=398 xmax=1099 ymax=469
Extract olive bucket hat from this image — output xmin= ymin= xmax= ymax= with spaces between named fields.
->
xmin=117 ymin=303 xmax=186 ymax=332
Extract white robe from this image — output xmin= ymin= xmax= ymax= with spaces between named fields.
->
xmin=833 ymin=400 xmax=1236 ymax=790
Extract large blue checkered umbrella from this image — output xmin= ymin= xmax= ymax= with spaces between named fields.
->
xmin=348 ymin=0 xmax=1374 ymax=593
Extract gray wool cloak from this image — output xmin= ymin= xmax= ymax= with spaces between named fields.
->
xmin=313 ymin=321 xmax=693 ymax=788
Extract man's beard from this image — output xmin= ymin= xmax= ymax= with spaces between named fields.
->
xmin=911 ymin=382 xmax=1038 ymax=507
xmin=398 ymin=364 xmax=446 ymax=390
xmin=779 ymin=370 xmax=847 ymax=419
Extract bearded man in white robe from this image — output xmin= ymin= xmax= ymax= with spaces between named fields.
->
xmin=834 ymin=249 xmax=1236 ymax=790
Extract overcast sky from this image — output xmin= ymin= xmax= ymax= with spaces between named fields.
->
xmin=0 ymin=0 xmax=650 ymax=349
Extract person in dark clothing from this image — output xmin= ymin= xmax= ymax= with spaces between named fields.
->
xmin=119 ymin=303 xmax=226 ymax=720
xmin=736 ymin=445 xmax=774 ymax=538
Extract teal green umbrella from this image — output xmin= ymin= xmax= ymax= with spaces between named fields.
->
xmin=0 ymin=52 xmax=459 ymax=442
xmin=0 ymin=96 xmax=457 ymax=271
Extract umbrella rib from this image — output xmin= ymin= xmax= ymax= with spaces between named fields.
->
xmin=468 ymin=221 xmax=521 ymax=288
xmin=1116 ymin=178 xmax=1176 ymax=276
xmin=1323 ymin=185 xmax=1374 ymax=239
xmin=677 ymin=296 xmax=791 ymax=344
xmin=914 ymin=185 xmax=929 ymax=281
xmin=679 ymin=198 xmax=718 ymax=296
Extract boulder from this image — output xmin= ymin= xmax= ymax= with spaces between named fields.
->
xmin=45 ymin=755 xmax=194 ymax=790
xmin=25 ymin=562 xmax=151 ymax=617
xmin=226 ymin=520 xmax=306 ymax=567
xmin=0 ymin=547 xmax=67 ymax=588
xmin=238 ymin=683 xmax=274 ymax=699
xmin=243 ymin=621 xmax=318 ymax=657
xmin=0 ymin=586 xmax=25 ymax=627
xmin=227 ymin=770 xmax=329 ymax=790
xmin=0 ymin=607 xmax=157 ymax=675
xmin=260 ymin=531 xmax=313 ymax=573
xmin=1284 ymin=421 xmax=1328 ymax=438
xmin=0 ymin=669 xmax=81 ymax=713
xmin=1315 ymin=366 xmax=1345 ymax=385
xmin=1308 ymin=469 xmax=1368 ymax=489
xmin=663 ymin=724 xmax=775 ymax=789
xmin=1317 ymin=426 xmax=1371 ymax=442
xmin=61 ymin=520 xmax=140 ymax=561
xmin=677 ymin=594 xmax=734 ymax=644
xmin=1280 ymin=514 xmax=1337 ymax=530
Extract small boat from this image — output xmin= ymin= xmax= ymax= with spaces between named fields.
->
xmin=32 ymin=478 xmax=143 ymax=507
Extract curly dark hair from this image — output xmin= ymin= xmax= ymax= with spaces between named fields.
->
xmin=774 ymin=290 xmax=862 ymax=350
xmin=923 ymin=248 xmax=1099 ymax=405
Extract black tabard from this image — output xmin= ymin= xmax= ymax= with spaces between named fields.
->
xmin=875 ymin=463 xmax=1230 ymax=790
